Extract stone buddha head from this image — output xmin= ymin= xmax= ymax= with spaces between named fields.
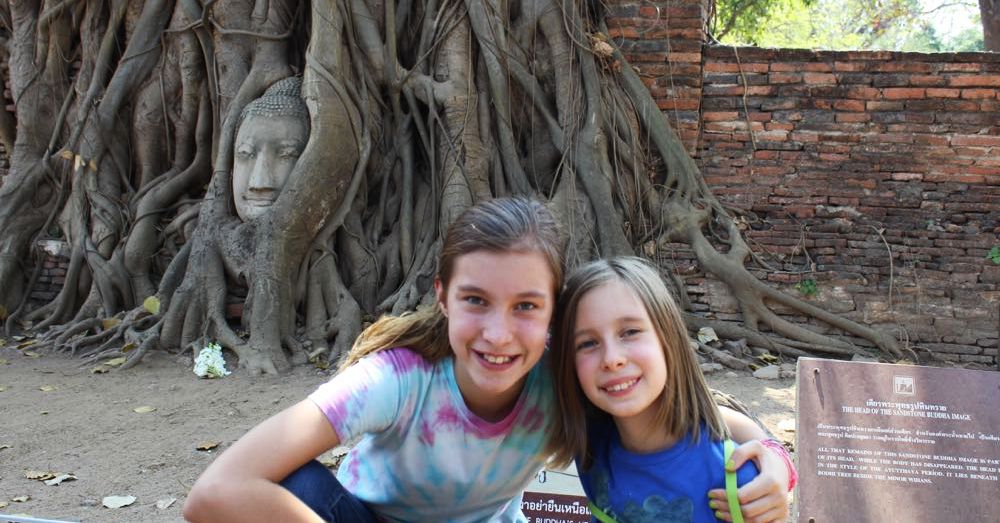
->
xmin=232 ymin=77 xmax=309 ymax=222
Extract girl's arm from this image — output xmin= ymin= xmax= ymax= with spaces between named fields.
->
xmin=711 ymin=406 xmax=792 ymax=523
xmin=183 ymin=399 xmax=341 ymax=523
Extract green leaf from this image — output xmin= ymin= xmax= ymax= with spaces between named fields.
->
xmin=987 ymin=246 xmax=1000 ymax=265
xmin=794 ymin=278 xmax=819 ymax=297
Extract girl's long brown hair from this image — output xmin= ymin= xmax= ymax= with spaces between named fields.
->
xmin=339 ymin=197 xmax=563 ymax=370
xmin=546 ymin=257 xmax=728 ymax=469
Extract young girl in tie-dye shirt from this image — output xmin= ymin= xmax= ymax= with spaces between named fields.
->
xmin=184 ymin=198 xmax=791 ymax=523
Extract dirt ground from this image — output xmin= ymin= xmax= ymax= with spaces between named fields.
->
xmin=0 ymin=345 xmax=797 ymax=523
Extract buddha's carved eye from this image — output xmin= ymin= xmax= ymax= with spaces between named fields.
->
xmin=278 ymin=145 xmax=302 ymax=160
xmin=236 ymin=144 xmax=256 ymax=160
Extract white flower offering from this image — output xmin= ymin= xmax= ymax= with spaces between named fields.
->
xmin=193 ymin=342 xmax=231 ymax=378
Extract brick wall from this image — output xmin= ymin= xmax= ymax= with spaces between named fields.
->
xmin=607 ymin=1 xmax=999 ymax=365
xmin=606 ymin=0 xmax=708 ymax=153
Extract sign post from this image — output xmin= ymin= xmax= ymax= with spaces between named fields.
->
xmin=796 ymin=358 xmax=1000 ymax=522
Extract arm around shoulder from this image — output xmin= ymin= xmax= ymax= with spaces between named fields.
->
xmin=711 ymin=406 xmax=793 ymax=523
xmin=183 ymin=399 xmax=340 ymax=523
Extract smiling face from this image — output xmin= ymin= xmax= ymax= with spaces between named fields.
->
xmin=232 ymin=114 xmax=308 ymax=222
xmin=436 ymin=249 xmax=555 ymax=421
xmin=572 ymin=278 xmax=668 ymax=433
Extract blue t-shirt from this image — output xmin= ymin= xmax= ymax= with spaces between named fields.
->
xmin=308 ymin=348 xmax=552 ymax=522
xmin=579 ymin=423 xmax=759 ymax=523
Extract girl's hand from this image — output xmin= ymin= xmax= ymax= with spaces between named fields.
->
xmin=707 ymin=439 xmax=791 ymax=523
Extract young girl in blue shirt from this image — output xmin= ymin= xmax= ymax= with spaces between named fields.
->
xmin=548 ymin=257 xmax=796 ymax=523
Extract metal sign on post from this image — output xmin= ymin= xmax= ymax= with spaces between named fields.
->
xmin=796 ymin=358 xmax=1000 ymax=522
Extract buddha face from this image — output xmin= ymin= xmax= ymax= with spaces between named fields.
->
xmin=232 ymin=114 xmax=308 ymax=221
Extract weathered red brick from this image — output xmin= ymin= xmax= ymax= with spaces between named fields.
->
xmin=702 ymin=111 xmax=739 ymax=121
xmin=803 ymin=73 xmax=837 ymax=85
xmin=836 ymin=113 xmax=870 ymax=123
xmin=747 ymin=85 xmax=779 ymax=96
xmin=833 ymin=99 xmax=866 ymax=111
xmin=833 ymin=61 xmax=869 ymax=72
xmin=952 ymin=134 xmax=1000 ymax=147
xmin=769 ymin=72 xmax=802 ymax=84
xmin=925 ymin=88 xmax=961 ymax=98
xmin=668 ymin=52 xmax=701 ymax=63
xmin=753 ymin=150 xmax=779 ymax=160
xmin=865 ymin=101 xmax=905 ymax=111
xmin=882 ymin=87 xmax=926 ymax=99
xmin=924 ymin=173 xmax=987 ymax=183
xmin=948 ymin=75 xmax=1000 ymax=87
xmin=704 ymin=62 xmax=740 ymax=73
xmin=658 ymin=99 xmax=701 ymax=110
xmin=914 ymin=135 xmax=950 ymax=146
xmin=940 ymin=63 xmax=982 ymax=72
xmin=960 ymin=88 xmax=997 ymax=99
xmin=873 ymin=62 xmax=934 ymax=73
xmin=608 ymin=27 xmax=639 ymax=39
xmin=847 ymin=87 xmax=881 ymax=99
xmin=908 ymin=75 xmax=946 ymax=86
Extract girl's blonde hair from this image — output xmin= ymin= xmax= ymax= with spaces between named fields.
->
xmin=546 ymin=257 xmax=728 ymax=469
xmin=340 ymin=197 xmax=563 ymax=369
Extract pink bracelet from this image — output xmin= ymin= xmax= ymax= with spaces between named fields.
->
xmin=760 ymin=439 xmax=797 ymax=492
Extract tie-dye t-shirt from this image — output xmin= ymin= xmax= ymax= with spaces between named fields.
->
xmin=308 ymin=348 xmax=552 ymax=523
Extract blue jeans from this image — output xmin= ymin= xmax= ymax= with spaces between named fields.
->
xmin=280 ymin=460 xmax=379 ymax=522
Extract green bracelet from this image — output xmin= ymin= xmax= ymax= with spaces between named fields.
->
xmin=588 ymin=500 xmax=618 ymax=523
xmin=724 ymin=439 xmax=745 ymax=523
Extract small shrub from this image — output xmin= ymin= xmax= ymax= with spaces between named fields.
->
xmin=988 ymin=246 xmax=1000 ymax=266
xmin=795 ymin=278 xmax=819 ymax=297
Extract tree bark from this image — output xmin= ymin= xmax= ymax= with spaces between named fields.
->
xmin=982 ymin=0 xmax=1000 ymax=51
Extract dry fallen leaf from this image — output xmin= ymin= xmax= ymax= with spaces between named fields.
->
xmin=45 ymin=473 xmax=77 ymax=486
xmin=0 ymin=500 xmax=7 ymax=508
xmin=25 ymin=470 xmax=56 ymax=481
xmin=121 ymin=342 xmax=137 ymax=353
xmin=23 ymin=350 xmax=42 ymax=358
xmin=0 ymin=358 xmax=8 ymax=365
xmin=104 ymin=357 xmax=127 ymax=367
xmin=132 ymin=406 xmax=156 ymax=414
xmin=0 ymin=386 xmax=7 ymax=392
xmin=0 ymin=444 xmax=10 ymax=451
xmin=101 ymin=318 xmax=122 ymax=330
xmin=592 ymin=40 xmax=614 ymax=58
xmin=697 ymin=327 xmax=719 ymax=344
xmin=91 ymin=366 xmax=110 ymax=374
xmin=16 ymin=339 xmax=36 ymax=350
xmin=39 ymin=385 xmax=57 ymax=392
xmin=102 ymin=495 xmax=137 ymax=509
xmin=196 ymin=441 xmax=220 ymax=451
xmin=143 ymin=296 xmax=161 ymax=315
xmin=156 ymin=498 xmax=176 ymax=510
xmin=11 ymin=495 xmax=29 ymax=502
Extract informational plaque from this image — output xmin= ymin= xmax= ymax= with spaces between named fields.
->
xmin=796 ymin=358 xmax=1000 ymax=522
xmin=521 ymin=465 xmax=591 ymax=522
